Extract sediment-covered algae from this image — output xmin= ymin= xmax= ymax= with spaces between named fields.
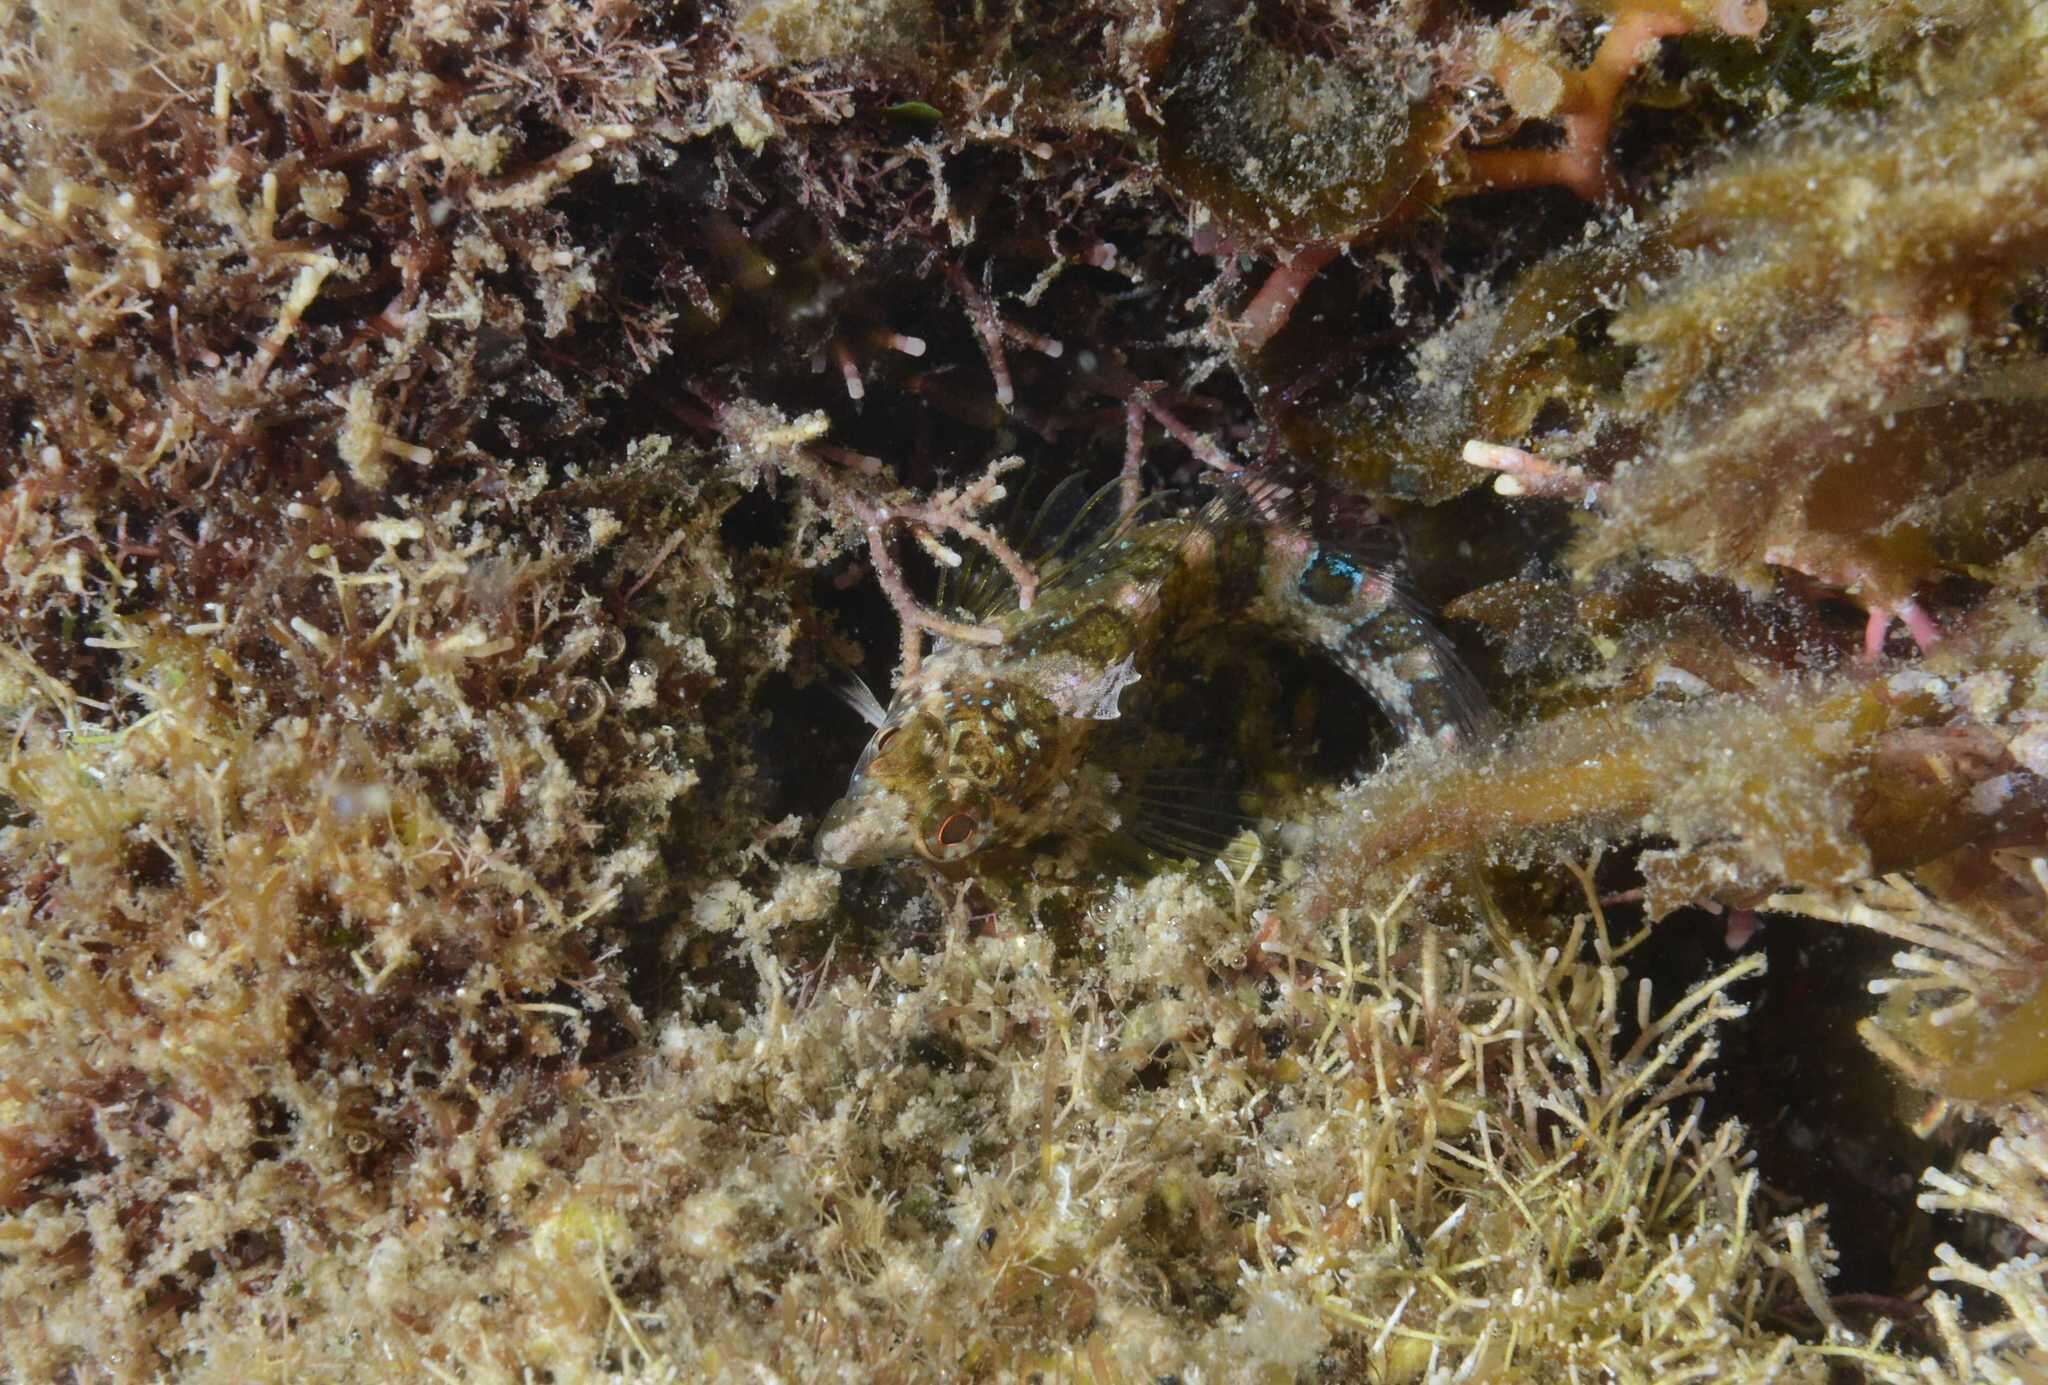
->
xmin=0 ymin=0 xmax=2043 ymax=1379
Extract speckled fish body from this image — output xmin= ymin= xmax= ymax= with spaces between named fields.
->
xmin=814 ymin=474 xmax=1483 ymax=869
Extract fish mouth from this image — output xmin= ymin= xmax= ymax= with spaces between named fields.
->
xmin=814 ymin=787 xmax=914 ymax=869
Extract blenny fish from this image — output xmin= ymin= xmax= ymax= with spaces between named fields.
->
xmin=815 ymin=471 xmax=1486 ymax=869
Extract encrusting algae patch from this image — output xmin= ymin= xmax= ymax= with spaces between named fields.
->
xmin=1 ymin=0 xmax=2048 ymax=1380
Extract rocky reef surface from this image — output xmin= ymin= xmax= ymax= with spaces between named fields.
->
xmin=2 ymin=0 xmax=2047 ymax=1379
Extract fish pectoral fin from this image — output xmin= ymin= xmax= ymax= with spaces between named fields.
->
xmin=831 ymin=668 xmax=889 ymax=728
xmin=1113 ymin=765 xmax=1260 ymax=869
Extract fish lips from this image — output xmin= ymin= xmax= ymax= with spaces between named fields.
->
xmin=814 ymin=785 xmax=916 ymax=868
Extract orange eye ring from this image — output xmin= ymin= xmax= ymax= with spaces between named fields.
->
xmin=916 ymin=793 xmax=990 ymax=863
xmin=935 ymin=812 xmax=976 ymax=849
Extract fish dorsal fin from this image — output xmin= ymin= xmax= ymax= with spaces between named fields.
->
xmin=1208 ymin=466 xmax=1402 ymax=569
xmin=1035 ymin=481 xmax=1179 ymax=596
xmin=937 ymin=472 xmax=1090 ymax=621
xmin=939 ymin=474 xmax=1177 ymax=621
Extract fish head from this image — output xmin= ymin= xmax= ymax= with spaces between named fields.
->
xmin=815 ymin=681 xmax=1060 ymax=869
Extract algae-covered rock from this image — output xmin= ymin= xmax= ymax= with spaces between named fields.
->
xmin=1 ymin=0 xmax=2046 ymax=1380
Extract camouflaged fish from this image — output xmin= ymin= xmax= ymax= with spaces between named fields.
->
xmin=814 ymin=471 xmax=1487 ymax=870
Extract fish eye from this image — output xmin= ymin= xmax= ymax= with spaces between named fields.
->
xmin=919 ymin=806 xmax=983 ymax=862
xmin=857 ymin=725 xmax=900 ymax=773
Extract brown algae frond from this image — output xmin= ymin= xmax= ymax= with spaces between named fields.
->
xmin=2 ymin=0 xmax=2048 ymax=1378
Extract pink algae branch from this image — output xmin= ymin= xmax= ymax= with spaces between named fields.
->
xmin=1764 ymin=543 xmax=1945 ymax=661
xmin=1466 ymin=7 xmax=1712 ymax=202
xmin=944 ymin=264 xmax=1063 ymax=409
xmin=1464 ymin=440 xmax=1945 ymax=662
xmin=1233 ymin=1 xmax=1767 ymax=352
xmin=1866 ymin=600 xmax=1942 ymax=661
xmin=706 ymin=400 xmax=1040 ymax=683
xmin=1462 ymin=439 xmax=1602 ymax=505
xmin=1234 ymin=244 xmax=1341 ymax=354
xmin=820 ymin=451 xmax=1040 ymax=683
